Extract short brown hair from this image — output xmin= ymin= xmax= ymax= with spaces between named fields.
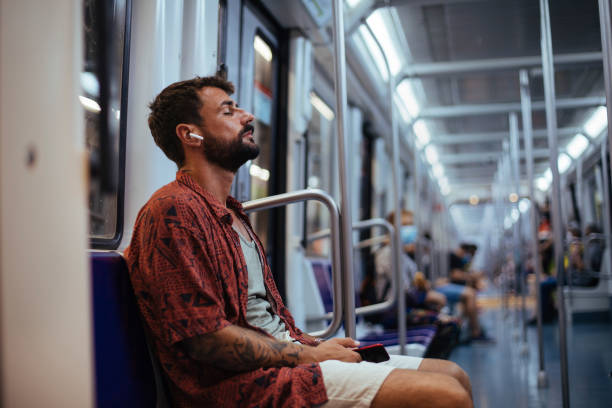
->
xmin=386 ymin=209 xmax=413 ymax=226
xmin=148 ymin=76 xmax=235 ymax=167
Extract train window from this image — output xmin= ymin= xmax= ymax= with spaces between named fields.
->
xmin=305 ymin=92 xmax=336 ymax=257
xmin=83 ymin=0 xmax=130 ymax=247
xmin=248 ymin=33 xmax=277 ymax=248
xmin=217 ymin=0 xmax=227 ymax=69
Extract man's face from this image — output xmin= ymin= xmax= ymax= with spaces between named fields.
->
xmin=401 ymin=213 xmax=413 ymax=226
xmin=196 ymin=86 xmax=259 ymax=172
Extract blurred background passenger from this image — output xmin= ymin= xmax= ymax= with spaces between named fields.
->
xmin=367 ymin=210 xmax=447 ymax=314
xmin=435 ymin=245 xmax=492 ymax=342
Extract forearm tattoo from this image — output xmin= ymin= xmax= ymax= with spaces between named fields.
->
xmin=182 ymin=325 xmax=307 ymax=372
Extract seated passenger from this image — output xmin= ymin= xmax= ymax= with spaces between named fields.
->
xmin=528 ymin=219 xmax=557 ymax=324
xmin=363 ymin=210 xmax=460 ymax=358
xmin=125 ymin=76 xmax=472 ymax=408
xmin=560 ymin=221 xmax=600 ymax=288
xmin=565 ymin=222 xmax=590 ymax=286
xmin=571 ymin=223 xmax=603 ymax=287
xmin=435 ymin=245 xmax=492 ymax=342
xmin=371 ymin=210 xmax=447 ymax=313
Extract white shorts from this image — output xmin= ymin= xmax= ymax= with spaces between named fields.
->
xmin=317 ymin=355 xmax=423 ymax=408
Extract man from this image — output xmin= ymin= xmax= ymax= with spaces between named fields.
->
xmin=125 ymin=76 xmax=472 ymax=407
xmin=435 ymin=246 xmax=489 ymax=342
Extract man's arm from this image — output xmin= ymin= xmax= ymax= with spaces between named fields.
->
xmin=180 ymin=324 xmax=360 ymax=372
xmin=299 ymin=332 xmax=321 ymax=345
xmin=450 ymin=269 xmax=472 ymax=283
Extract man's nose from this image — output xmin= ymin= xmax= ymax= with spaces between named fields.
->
xmin=241 ymin=109 xmax=255 ymax=125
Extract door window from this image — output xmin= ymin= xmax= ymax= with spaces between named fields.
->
xmin=249 ymin=33 xmax=277 ymax=248
xmin=305 ymin=92 xmax=335 ymax=257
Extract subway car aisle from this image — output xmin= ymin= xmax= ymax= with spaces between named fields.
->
xmin=450 ymin=302 xmax=612 ymax=408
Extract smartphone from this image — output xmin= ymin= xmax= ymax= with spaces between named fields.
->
xmin=354 ymin=343 xmax=390 ymax=363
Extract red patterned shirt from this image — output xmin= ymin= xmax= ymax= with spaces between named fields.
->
xmin=125 ymin=171 xmax=327 ymax=407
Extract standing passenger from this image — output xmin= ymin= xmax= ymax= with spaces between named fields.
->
xmin=125 ymin=76 xmax=472 ymax=408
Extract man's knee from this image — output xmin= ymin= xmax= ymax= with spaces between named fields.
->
xmin=434 ymin=291 xmax=447 ymax=307
xmin=371 ymin=369 xmax=472 ymax=408
xmin=446 ymin=383 xmax=472 ymax=408
xmin=447 ymin=361 xmax=471 ymax=392
xmin=461 ymin=287 xmax=476 ymax=300
xmin=427 ymin=375 xmax=472 ymax=408
xmin=420 ymin=359 xmax=471 ymax=393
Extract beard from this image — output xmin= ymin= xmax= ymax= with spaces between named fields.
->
xmin=202 ymin=124 xmax=260 ymax=173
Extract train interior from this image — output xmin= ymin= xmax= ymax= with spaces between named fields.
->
xmin=1 ymin=0 xmax=612 ymax=406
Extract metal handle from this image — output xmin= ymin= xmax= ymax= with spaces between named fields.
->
xmin=242 ymin=189 xmax=343 ymax=339
xmin=306 ymin=218 xmax=400 ymax=317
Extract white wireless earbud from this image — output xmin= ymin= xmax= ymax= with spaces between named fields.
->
xmin=188 ymin=132 xmax=204 ymax=141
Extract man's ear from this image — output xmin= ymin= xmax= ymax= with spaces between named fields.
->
xmin=176 ymin=123 xmax=202 ymax=147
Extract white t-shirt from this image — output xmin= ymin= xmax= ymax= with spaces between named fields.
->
xmin=233 ymin=225 xmax=293 ymax=342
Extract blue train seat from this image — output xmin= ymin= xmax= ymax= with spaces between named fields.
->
xmin=308 ymin=258 xmax=437 ymax=353
xmin=91 ymin=251 xmax=167 ymax=407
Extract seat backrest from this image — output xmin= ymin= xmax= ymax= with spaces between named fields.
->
xmin=309 ymin=258 xmax=334 ymax=313
xmin=585 ymin=239 xmax=605 ymax=272
xmin=91 ymin=252 xmax=157 ymax=407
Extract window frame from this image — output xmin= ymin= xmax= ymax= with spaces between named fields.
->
xmin=90 ymin=0 xmax=132 ymax=249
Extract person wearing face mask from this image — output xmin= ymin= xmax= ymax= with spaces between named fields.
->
xmin=369 ymin=210 xmax=448 ymax=314
xmin=361 ymin=210 xmax=462 ymax=358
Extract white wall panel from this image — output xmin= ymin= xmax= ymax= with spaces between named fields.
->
xmin=121 ymin=0 xmax=219 ymax=249
xmin=0 ymin=0 xmax=93 ymax=405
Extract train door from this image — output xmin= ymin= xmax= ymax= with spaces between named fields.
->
xmin=224 ymin=1 xmax=288 ymax=293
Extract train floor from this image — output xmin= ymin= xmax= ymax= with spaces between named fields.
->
xmin=449 ymin=296 xmax=612 ymax=408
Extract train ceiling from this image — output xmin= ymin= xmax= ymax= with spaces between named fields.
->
xmin=263 ymin=0 xmax=606 ymax=204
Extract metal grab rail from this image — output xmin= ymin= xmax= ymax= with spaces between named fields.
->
xmin=364 ymin=6 xmax=406 ymax=355
xmin=305 ymin=218 xmax=400 ymax=318
xmin=539 ymin=1 xmax=570 ymax=405
xmin=519 ymin=68 xmax=547 ymax=388
xmin=331 ymin=0 xmax=357 ymax=340
xmin=242 ymin=189 xmax=343 ymax=339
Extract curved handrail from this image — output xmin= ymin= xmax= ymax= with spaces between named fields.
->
xmin=242 ymin=189 xmax=342 ymax=339
xmin=305 ymin=218 xmax=401 ymax=318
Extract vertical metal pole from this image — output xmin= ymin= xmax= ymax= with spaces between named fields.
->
xmin=364 ymin=20 xmax=406 ymax=354
xmin=520 ymin=69 xmax=548 ymax=386
xmin=599 ymin=0 xmax=612 ymax=175
xmin=393 ymin=115 xmax=407 ymax=355
xmin=576 ymin=158 xmax=583 ymax=221
xmin=510 ymin=112 xmax=529 ymax=352
xmin=331 ymin=0 xmax=356 ymax=339
xmin=600 ymin=140 xmax=612 ymax=287
xmin=539 ymin=1 xmax=570 ymax=406
xmin=415 ymin=157 xmax=423 ymax=272
xmin=503 ymin=143 xmax=518 ymax=326
xmin=597 ymin=0 xmax=612 ymax=299
xmin=508 ymin=118 xmax=520 ymax=332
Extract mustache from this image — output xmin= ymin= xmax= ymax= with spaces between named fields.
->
xmin=239 ymin=124 xmax=254 ymax=138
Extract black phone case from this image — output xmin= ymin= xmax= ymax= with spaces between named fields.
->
xmin=355 ymin=344 xmax=390 ymax=363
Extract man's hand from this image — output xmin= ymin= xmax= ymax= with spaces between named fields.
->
xmin=309 ymin=337 xmax=362 ymax=363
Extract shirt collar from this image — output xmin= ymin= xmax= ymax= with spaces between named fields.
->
xmin=176 ymin=170 xmax=245 ymax=224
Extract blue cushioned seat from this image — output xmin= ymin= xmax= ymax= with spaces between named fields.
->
xmin=307 ymin=258 xmax=437 ymax=350
xmin=91 ymin=251 xmax=158 ymax=408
